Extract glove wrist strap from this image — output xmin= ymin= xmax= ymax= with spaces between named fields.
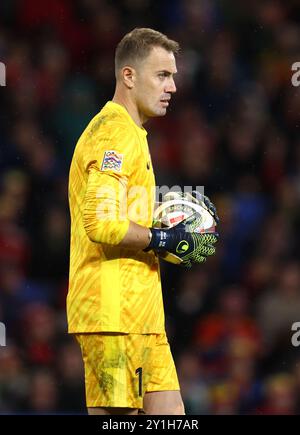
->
xmin=145 ymin=228 xmax=168 ymax=251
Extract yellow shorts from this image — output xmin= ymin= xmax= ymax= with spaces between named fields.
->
xmin=75 ymin=332 xmax=180 ymax=409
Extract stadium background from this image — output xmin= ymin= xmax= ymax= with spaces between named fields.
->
xmin=1 ymin=0 xmax=300 ymax=414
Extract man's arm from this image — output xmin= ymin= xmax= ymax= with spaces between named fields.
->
xmin=83 ymin=167 xmax=218 ymax=265
xmin=118 ymin=221 xmax=150 ymax=249
xmin=83 ymin=165 xmax=151 ymax=249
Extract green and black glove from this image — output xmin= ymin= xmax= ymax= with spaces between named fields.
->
xmin=147 ymin=213 xmax=219 ymax=268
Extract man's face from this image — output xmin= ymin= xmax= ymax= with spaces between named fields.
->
xmin=133 ymin=46 xmax=177 ymax=120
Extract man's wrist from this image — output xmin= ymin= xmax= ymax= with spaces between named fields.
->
xmin=143 ymin=228 xmax=154 ymax=252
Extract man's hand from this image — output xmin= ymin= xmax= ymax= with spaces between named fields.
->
xmin=146 ymin=214 xmax=219 ymax=268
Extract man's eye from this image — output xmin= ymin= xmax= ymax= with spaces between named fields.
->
xmin=158 ymin=73 xmax=166 ymax=78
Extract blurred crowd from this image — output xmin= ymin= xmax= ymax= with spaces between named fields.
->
xmin=1 ymin=0 xmax=300 ymax=414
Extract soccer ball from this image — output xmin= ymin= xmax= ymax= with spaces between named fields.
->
xmin=153 ymin=193 xmax=216 ymax=233
xmin=152 ymin=193 xmax=217 ymax=265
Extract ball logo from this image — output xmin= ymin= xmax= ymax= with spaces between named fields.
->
xmin=176 ymin=240 xmax=189 ymax=254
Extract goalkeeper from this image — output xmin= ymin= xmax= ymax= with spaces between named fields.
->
xmin=67 ymin=28 xmax=219 ymax=416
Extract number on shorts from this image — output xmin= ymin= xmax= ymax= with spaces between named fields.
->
xmin=135 ymin=367 xmax=143 ymax=397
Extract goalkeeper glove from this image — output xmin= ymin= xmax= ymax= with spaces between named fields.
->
xmin=146 ymin=213 xmax=219 ymax=268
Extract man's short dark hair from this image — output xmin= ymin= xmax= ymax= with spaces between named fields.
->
xmin=115 ymin=28 xmax=180 ymax=75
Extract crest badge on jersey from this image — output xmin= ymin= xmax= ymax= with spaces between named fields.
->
xmin=101 ymin=150 xmax=123 ymax=172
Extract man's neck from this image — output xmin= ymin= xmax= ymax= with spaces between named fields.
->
xmin=112 ymin=93 xmax=147 ymax=128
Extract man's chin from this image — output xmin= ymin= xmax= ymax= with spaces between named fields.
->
xmin=154 ymin=108 xmax=167 ymax=117
xmin=144 ymin=107 xmax=167 ymax=119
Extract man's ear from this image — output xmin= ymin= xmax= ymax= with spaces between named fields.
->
xmin=121 ymin=66 xmax=136 ymax=89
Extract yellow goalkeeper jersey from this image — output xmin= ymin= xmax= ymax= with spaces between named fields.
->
xmin=67 ymin=101 xmax=165 ymax=334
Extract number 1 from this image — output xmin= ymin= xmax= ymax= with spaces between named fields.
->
xmin=135 ymin=367 xmax=143 ymax=396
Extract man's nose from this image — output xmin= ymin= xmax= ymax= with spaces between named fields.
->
xmin=165 ymin=78 xmax=176 ymax=93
